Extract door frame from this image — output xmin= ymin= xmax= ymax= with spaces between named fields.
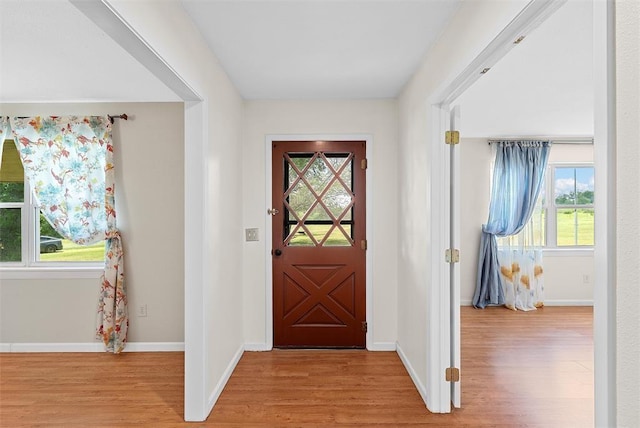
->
xmin=425 ymin=0 xmax=616 ymax=424
xmin=264 ymin=134 xmax=374 ymax=350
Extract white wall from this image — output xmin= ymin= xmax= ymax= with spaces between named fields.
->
xmin=615 ymin=0 xmax=640 ymax=425
xmin=104 ymin=2 xmax=245 ymax=421
xmin=459 ymin=140 xmax=594 ymax=305
xmin=0 ymin=102 xmax=184 ymax=345
xmin=242 ymin=100 xmax=398 ymax=349
xmin=397 ymin=0 xmax=530 ymax=409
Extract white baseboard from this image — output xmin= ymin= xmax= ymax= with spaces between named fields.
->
xmin=460 ymin=299 xmax=593 ymax=307
xmin=369 ymin=342 xmax=397 ymax=351
xmin=244 ymin=342 xmax=397 ymax=351
xmin=0 ymin=342 xmax=184 ymax=353
xmin=396 ymin=342 xmax=428 ymax=406
xmin=543 ymin=300 xmax=594 ymax=306
xmin=244 ymin=342 xmax=271 ymax=351
xmin=123 ymin=342 xmax=185 ymax=352
xmin=207 ymin=344 xmax=244 ymax=414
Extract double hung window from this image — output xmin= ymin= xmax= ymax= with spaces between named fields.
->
xmin=0 ymin=140 xmax=104 ymax=266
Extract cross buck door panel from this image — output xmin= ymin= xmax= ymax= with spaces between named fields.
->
xmin=272 ymin=141 xmax=366 ymax=348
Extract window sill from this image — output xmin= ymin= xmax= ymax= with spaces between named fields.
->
xmin=543 ymin=248 xmax=595 ymax=257
xmin=0 ymin=266 xmax=103 ymax=280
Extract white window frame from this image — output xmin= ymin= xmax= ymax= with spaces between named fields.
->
xmin=0 ymin=140 xmax=104 ymax=279
xmin=543 ymin=162 xmax=595 ymax=253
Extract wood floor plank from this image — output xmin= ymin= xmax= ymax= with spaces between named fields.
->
xmin=0 ymin=306 xmax=593 ymax=427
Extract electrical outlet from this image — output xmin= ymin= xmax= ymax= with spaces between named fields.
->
xmin=138 ymin=304 xmax=148 ymax=317
xmin=245 ymin=228 xmax=259 ymax=242
xmin=583 ymin=274 xmax=590 ymax=284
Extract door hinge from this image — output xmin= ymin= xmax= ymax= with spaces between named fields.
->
xmin=362 ymin=321 xmax=368 ymax=333
xmin=445 ymin=248 xmax=460 ymax=263
xmin=445 ymin=367 xmax=460 ymax=382
xmin=445 ymin=130 xmax=460 ymax=145
xmin=361 ymin=239 xmax=368 ymax=250
xmin=361 ymin=159 xmax=368 ymax=170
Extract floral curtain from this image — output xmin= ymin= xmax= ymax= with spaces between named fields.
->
xmin=9 ymin=116 xmax=127 ymax=353
xmin=473 ymin=140 xmax=550 ymax=309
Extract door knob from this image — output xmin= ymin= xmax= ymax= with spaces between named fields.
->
xmin=267 ymin=208 xmax=280 ymax=216
xmin=274 ymin=249 xmax=282 ymax=256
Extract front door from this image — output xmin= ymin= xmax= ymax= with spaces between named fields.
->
xmin=271 ymin=140 xmax=366 ymax=348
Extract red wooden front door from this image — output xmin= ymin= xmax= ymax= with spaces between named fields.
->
xmin=272 ymin=141 xmax=366 ymax=348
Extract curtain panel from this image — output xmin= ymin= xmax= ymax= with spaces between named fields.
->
xmin=6 ymin=116 xmax=127 ymax=353
xmin=473 ymin=140 xmax=551 ymax=309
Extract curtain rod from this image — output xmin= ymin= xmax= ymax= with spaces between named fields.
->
xmin=107 ymin=114 xmax=128 ymax=124
xmin=12 ymin=114 xmax=128 ymax=124
xmin=487 ymin=136 xmax=593 ymax=145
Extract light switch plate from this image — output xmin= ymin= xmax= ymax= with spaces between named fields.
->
xmin=245 ymin=228 xmax=259 ymax=241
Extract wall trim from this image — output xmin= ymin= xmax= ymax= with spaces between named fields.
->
xmin=244 ymin=342 xmax=396 ymax=351
xmin=460 ymin=300 xmax=594 ymax=307
xmin=541 ymin=300 xmax=594 ymax=307
xmin=369 ymin=342 xmax=397 ymax=351
xmin=206 ymin=344 xmax=244 ymax=414
xmin=244 ymin=343 xmax=271 ymax=352
xmin=396 ymin=343 xmax=428 ymax=406
xmin=0 ymin=342 xmax=185 ymax=353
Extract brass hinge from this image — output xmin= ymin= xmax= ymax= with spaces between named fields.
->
xmin=445 ymin=367 xmax=460 ymax=382
xmin=361 ymin=240 xmax=368 ymax=250
xmin=361 ymin=159 xmax=368 ymax=170
xmin=445 ymin=130 xmax=460 ymax=145
xmin=445 ymin=249 xmax=460 ymax=263
xmin=362 ymin=321 xmax=368 ymax=333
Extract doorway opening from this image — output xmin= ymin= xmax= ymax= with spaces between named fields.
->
xmin=429 ymin=0 xmax=613 ymax=424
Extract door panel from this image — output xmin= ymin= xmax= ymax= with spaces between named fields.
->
xmin=272 ymin=141 xmax=366 ymax=348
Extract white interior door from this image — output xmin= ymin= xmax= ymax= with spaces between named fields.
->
xmin=449 ymin=105 xmax=461 ymax=408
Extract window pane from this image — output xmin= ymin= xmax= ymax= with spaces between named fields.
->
xmin=288 ymin=227 xmax=314 ymax=246
xmin=554 ymin=167 xmax=576 ymax=205
xmin=38 ymin=213 xmax=104 ymax=262
xmin=557 ymin=209 xmax=577 ymax=246
xmin=576 ymin=208 xmax=595 ymax=246
xmin=0 ymin=140 xmax=25 ymax=202
xmin=554 ymin=167 xmax=594 ymax=206
xmin=323 ymin=225 xmax=351 ymax=247
xmin=575 ymin=167 xmax=594 ymax=204
xmin=0 ymin=208 xmax=22 ymax=262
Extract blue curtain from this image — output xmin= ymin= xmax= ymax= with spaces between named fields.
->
xmin=473 ymin=141 xmax=551 ymax=309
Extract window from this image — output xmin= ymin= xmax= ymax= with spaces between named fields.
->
xmin=496 ymin=163 xmax=594 ymax=250
xmin=549 ymin=165 xmax=594 ymax=247
xmin=0 ymin=140 xmax=104 ymax=266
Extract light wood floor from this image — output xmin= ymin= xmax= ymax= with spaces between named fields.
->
xmin=0 ymin=306 xmax=593 ymax=427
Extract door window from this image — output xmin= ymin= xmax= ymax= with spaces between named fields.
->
xmin=283 ymin=152 xmax=354 ymax=247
